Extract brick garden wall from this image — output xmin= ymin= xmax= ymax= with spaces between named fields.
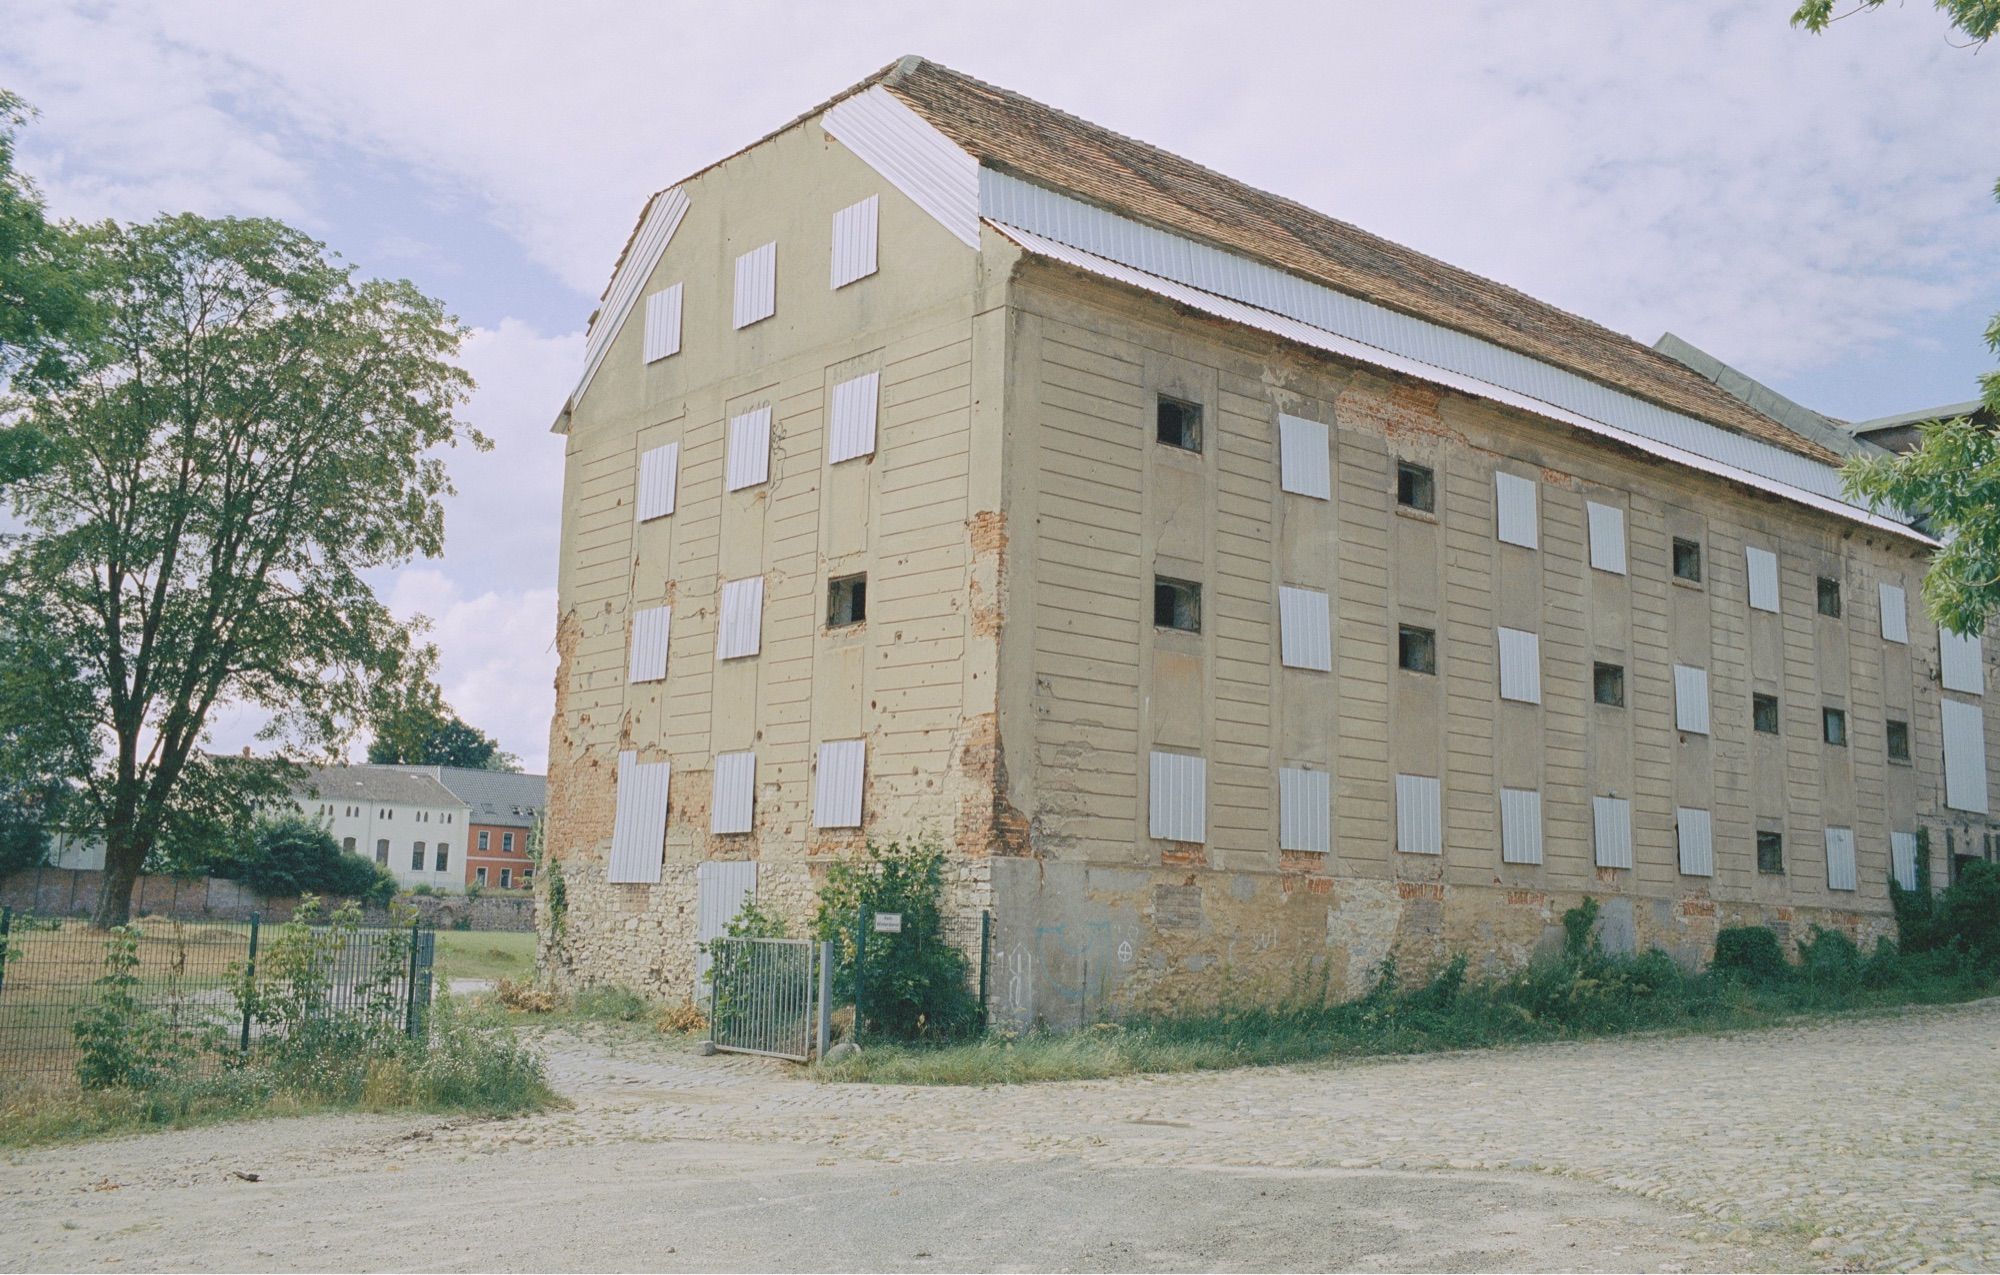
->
xmin=0 ymin=867 xmax=535 ymax=932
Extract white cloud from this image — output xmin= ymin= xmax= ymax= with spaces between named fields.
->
xmin=382 ymin=569 xmax=558 ymax=774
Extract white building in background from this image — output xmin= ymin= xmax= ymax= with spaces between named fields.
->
xmin=297 ymin=765 xmax=467 ymax=892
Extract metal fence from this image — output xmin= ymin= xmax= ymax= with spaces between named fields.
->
xmin=0 ymin=908 xmax=434 ymax=1091
xmin=707 ymin=937 xmax=830 ymax=1062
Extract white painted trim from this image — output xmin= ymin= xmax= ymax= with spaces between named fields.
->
xmin=821 ymin=87 xmax=981 ymax=248
xmin=986 ymin=218 xmax=1930 ymax=544
xmin=573 ymin=188 xmax=689 ymax=410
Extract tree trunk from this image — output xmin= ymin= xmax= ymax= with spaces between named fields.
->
xmin=91 ymin=829 xmax=148 ymax=929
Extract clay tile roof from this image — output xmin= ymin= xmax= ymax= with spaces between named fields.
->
xmin=876 ymin=58 xmax=1839 ymax=465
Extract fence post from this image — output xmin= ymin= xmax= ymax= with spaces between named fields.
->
xmin=0 ymin=906 xmax=11 ymax=998
xmin=239 ymin=911 xmax=261 ymax=1055
xmin=403 ymin=914 xmax=424 ymax=1040
xmin=978 ymin=909 xmax=991 ymax=1031
xmin=853 ymin=902 xmax=866 ymax=1046
xmin=816 ymin=940 xmax=833 ymax=1060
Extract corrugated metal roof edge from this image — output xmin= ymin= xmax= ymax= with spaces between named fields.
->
xmin=992 ymin=223 xmax=1934 ymax=549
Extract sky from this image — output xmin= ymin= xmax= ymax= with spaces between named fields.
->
xmin=4 ymin=0 xmax=1996 ymax=773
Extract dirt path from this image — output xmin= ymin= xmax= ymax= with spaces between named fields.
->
xmin=5 ymin=1000 xmax=1997 ymax=1271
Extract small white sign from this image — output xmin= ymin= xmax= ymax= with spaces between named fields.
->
xmin=872 ymin=912 xmax=903 ymax=934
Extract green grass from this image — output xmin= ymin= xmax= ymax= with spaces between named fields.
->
xmin=824 ymin=920 xmax=2000 ymax=1086
xmin=433 ymin=930 xmax=535 ymax=984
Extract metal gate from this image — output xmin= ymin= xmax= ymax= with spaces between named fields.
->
xmin=706 ymin=937 xmax=830 ymax=1062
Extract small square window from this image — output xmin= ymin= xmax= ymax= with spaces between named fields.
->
xmin=1154 ymin=576 xmax=1201 ymax=632
xmin=1592 ymin=662 xmax=1624 ymax=707
xmin=1886 ymin=719 xmax=1911 ymax=762
xmin=1396 ymin=461 xmax=1435 ymax=513
xmin=1672 ymin=537 xmax=1702 ymax=583
xmin=1757 ymin=830 xmax=1784 ymax=875
xmin=1817 ymin=576 xmax=1842 ymax=618
xmin=1156 ymin=396 xmax=1202 ymax=451
xmin=500 ymin=868 xmax=512 ymax=890
xmin=828 ymin=573 xmax=867 ymax=627
xmin=1398 ymin=624 xmax=1437 ymax=674
xmin=1753 ymin=693 xmax=1780 ymax=735
xmin=1823 ymin=706 xmax=1847 ymax=747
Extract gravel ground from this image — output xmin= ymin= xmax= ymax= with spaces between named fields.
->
xmin=3 ymin=998 xmax=1996 ymax=1272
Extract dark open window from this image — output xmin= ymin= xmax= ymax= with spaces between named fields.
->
xmin=1757 ymin=830 xmax=1784 ymax=875
xmin=828 ymin=573 xmax=867 ymax=627
xmin=1154 ymin=576 xmax=1201 ymax=632
xmin=1156 ymin=396 xmax=1202 ymax=451
xmin=1398 ymin=624 xmax=1437 ymax=674
xmin=1593 ymin=662 xmax=1625 ymax=707
xmin=1817 ymin=576 xmax=1842 ymax=618
xmin=1823 ymin=706 xmax=1847 ymax=747
xmin=1396 ymin=461 xmax=1435 ymax=513
xmin=1753 ymin=693 xmax=1780 ymax=735
xmin=1672 ymin=537 xmax=1702 ymax=582
xmin=1887 ymin=719 xmax=1911 ymax=762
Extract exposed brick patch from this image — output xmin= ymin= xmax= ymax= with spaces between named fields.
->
xmin=1681 ymin=896 xmax=1717 ymax=917
xmin=1278 ymin=849 xmax=1326 ymax=875
xmin=1398 ymin=881 xmax=1445 ymax=901
xmin=1505 ymin=890 xmax=1545 ymax=907
xmin=955 ymin=713 xmax=1033 ymax=858
xmin=1160 ymin=843 xmax=1207 ymax=868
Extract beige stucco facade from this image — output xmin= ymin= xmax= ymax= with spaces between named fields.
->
xmin=539 ymin=107 xmax=1996 ymax=1024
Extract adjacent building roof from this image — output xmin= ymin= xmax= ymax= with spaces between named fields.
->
xmin=422 ymin=768 xmax=547 ymax=829
xmin=296 ymin=764 xmax=461 ymax=810
xmin=1847 ymin=398 xmax=1994 ymax=454
xmin=1651 ymin=333 xmax=1876 ymax=460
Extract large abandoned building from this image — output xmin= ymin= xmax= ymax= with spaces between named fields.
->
xmin=540 ymin=57 xmax=1995 ymax=1023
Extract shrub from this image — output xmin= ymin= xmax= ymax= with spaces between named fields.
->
xmin=72 ymin=927 xmax=190 ymax=1090
xmin=210 ymin=816 xmax=396 ymax=906
xmin=572 ymin=984 xmax=650 ymax=1022
xmin=1936 ymin=859 xmax=2000 ymax=965
xmin=1797 ymin=926 xmax=1864 ymax=996
xmin=1712 ymin=926 xmax=1790 ymax=984
xmin=812 ymin=837 xmax=979 ymax=1043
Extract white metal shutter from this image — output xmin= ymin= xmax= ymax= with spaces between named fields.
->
xmin=636 ymin=442 xmax=680 ymax=522
xmin=1942 ymin=698 xmax=1990 ymax=813
xmin=812 ymin=739 xmax=866 ymax=828
xmin=716 ymin=577 xmax=765 ymax=660
xmin=726 ymin=405 xmax=772 ymax=491
xmin=607 ymin=750 xmax=669 ymax=884
xmin=732 ymin=241 xmax=776 ymax=329
xmin=1278 ymin=586 xmax=1333 ymax=671
xmin=1494 ymin=472 xmax=1539 ymax=549
xmin=1277 ymin=766 xmax=1330 ymax=853
xmin=695 ymin=860 xmax=757 ymax=983
xmin=711 ymin=751 xmax=756 ymax=835
xmin=1593 ymin=796 xmax=1633 ymax=869
xmin=1940 ymin=629 xmax=1984 ymax=695
xmin=830 ymin=195 xmax=879 ymax=289
xmin=1879 ymin=583 xmax=1909 ymax=644
xmin=828 ymin=371 xmax=880 ymax=463
xmin=1585 ymin=501 xmax=1627 ymax=574
xmin=1277 ymin=413 xmax=1331 ymax=500
xmin=1148 ymin=751 xmax=1207 ymax=843
xmin=1890 ymin=831 xmax=1919 ymax=892
xmin=628 ymin=606 xmax=671 ymax=684
xmin=1500 ymin=788 xmax=1544 ymax=865
xmin=1395 ymin=774 xmax=1442 ymax=855
xmin=1745 ymin=546 xmax=1780 ymax=613
xmin=1673 ymin=664 xmax=1710 ymax=734
xmin=1497 ymin=628 xmax=1542 ymax=704
xmin=1676 ymin=806 xmax=1714 ymax=877
xmin=1824 ymin=826 xmax=1858 ymax=892
xmin=643 ymin=283 xmax=683 ymax=363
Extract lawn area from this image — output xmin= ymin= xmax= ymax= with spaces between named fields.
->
xmin=433 ymin=930 xmax=535 ymax=984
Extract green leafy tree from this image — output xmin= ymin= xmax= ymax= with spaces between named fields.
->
xmin=0 ymin=613 xmax=95 ymax=876
xmin=0 ymin=213 xmax=481 ymax=927
xmin=366 ymin=683 xmax=519 ymax=771
xmin=209 ymin=814 xmax=396 ymax=906
xmin=0 ymin=89 xmax=91 ymax=380
xmin=1793 ymin=1 xmax=2000 ymax=635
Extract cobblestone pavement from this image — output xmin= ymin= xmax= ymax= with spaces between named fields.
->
xmin=2 ymin=999 xmax=1995 ymax=1271
xmin=488 ymin=999 xmax=2000 ymax=1272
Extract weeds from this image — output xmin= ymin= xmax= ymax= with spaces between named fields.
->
xmin=828 ymin=887 xmax=2000 ymax=1085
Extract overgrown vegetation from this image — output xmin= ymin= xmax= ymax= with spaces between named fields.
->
xmin=827 ymin=875 xmax=2000 ymax=1085
xmin=207 ymin=816 xmax=398 ymax=906
xmin=0 ymin=898 xmax=552 ymax=1146
xmin=812 ymin=838 xmax=979 ymax=1043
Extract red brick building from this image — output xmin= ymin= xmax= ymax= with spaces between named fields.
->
xmin=415 ymin=768 xmax=544 ymax=892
